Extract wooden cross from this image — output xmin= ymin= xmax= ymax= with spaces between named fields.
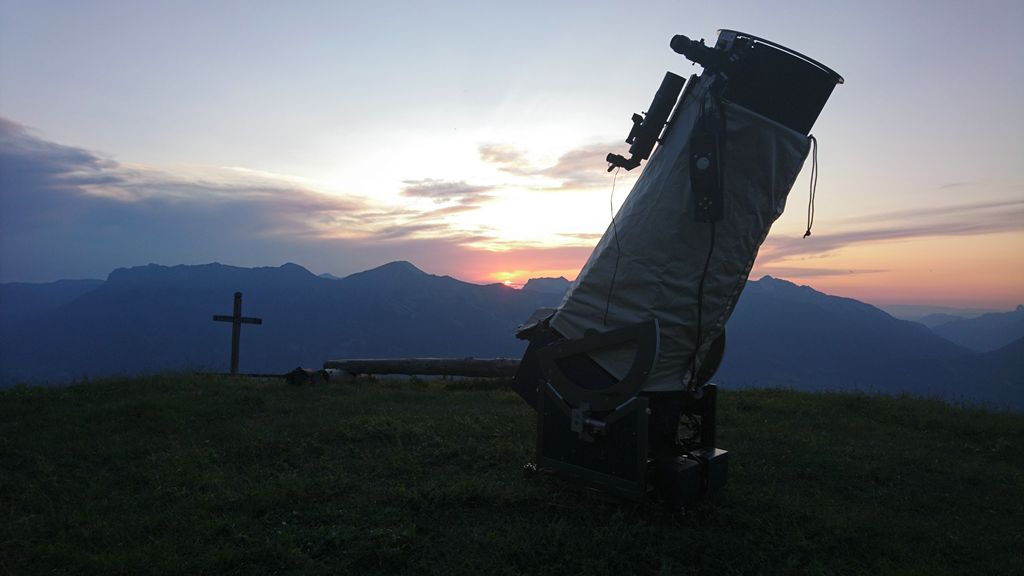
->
xmin=212 ymin=291 xmax=263 ymax=375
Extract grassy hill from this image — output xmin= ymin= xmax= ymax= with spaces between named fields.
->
xmin=2 ymin=375 xmax=1021 ymax=575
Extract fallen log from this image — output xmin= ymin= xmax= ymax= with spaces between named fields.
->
xmin=322 ymin=358 xmax=519 ymax=378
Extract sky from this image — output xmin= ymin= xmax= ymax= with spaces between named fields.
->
xmin=1 ymin=0 xmax=1021 ymax=311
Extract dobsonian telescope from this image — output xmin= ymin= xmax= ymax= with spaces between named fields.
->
xmin=512 ymin=29 xmax=843 ymax=509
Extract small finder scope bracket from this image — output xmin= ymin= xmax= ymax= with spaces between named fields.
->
xmin=606 ymin=72 xmax=686 ymax=172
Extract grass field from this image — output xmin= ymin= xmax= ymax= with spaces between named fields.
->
xmin=1 ymin=375 xmax=1021 ymax=575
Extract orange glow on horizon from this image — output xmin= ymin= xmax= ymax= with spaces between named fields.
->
xmin=442 ymin=245 xmax=591 ymax=287
xmin=437 ymin=229 xmax=1022 ymax=310
xmin=756 ymin=231 xmax=1024 ymax=309
xmin=487 ymin=268 xmax=579 ymax=288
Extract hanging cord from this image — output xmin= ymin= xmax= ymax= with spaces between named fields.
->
xmin=803 ymin=135 xmax=818 ymax=238
xmin=686 ymin=92 xmax=721 ymax=389
xmin=688 ymin=220 xmax=716 ymax=389
xmin=602 ymin=167 xmax=622 ymax=325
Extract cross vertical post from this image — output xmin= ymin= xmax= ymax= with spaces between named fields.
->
xmin=212 ymin=291 xmax=263 ymax=375
xmin=230 ymin=292 xmax=242 ymax=373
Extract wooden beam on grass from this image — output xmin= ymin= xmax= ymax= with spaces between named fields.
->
xmin=322 ymin=357 xmax=519 ymax=379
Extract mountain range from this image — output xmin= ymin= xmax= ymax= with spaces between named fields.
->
xmin=1 ymin=261 xmax=1020 ymax=410
xmin=923 ymin=306 xmax=1024 ymax=352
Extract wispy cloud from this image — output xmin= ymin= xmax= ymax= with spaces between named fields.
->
xmin=754 ymin=266 xmax=889 ymax=279
xmin=400 ymin=179 xmax=494 ymax=205
xmin=537 ymin=142 xmax=622 ymax=190
xmin=556 ymin=231 xmax=604 ymax=242
xmin=831 ymin=198 xmax=1023 ymax=227
xmin=937 ymin=181 xmax=973 ymax=190
xmin=761 ymin=197 xmax=1024 ymax=263
xmin=478 ymin=143 xmax=527 ymax=167
xmin=478 ymin=141 xmax=625 ymax=190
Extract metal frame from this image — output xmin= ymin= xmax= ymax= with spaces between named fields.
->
xmin=536 ymin=319 xmax=659 ymax=411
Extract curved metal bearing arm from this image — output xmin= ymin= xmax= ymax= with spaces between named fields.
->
xmin=536 ymin=319 xmax=660 ymax=412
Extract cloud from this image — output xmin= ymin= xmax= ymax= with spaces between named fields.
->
xmin=537 ymin=142 xmax=623 ymax=190
xmin=400 ymin=179 xmax=494 ymax=205
xmin=0 ymin=120 xmax=347 ymax=219
xmin=556 ymin=232 xmax=604 ymax=242
xmin=753 ymin=266 xmax=889 ymax=279
xmin=478 ymin=141 xmax=625 ymax=190
xmin=478 ymin=143 xmax=527 ymax=166
xmin=0 ymin=118 xmax=118 ymax=195
xmin=760 ymin=198 xmax=1024 ymax=263
xmin=831 ymin=198 xmax=1024 ymax=227
xmin=937 ymin=181 xmax=972 ymax=190
xmin=408 ymin=203 xmax=484 ymax=221
xmin=0 ymin=117 xmax=513 ymax=282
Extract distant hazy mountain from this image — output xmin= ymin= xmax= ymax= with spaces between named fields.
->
xmin=0 ymin=279 xmax=103 ymax=325
xmin=926 ymin=306 xmax=1024 ymax=352
xmin=1 ymin=264 xmax=1020 ymax=410
xmin=717 ymin=277 xmax=1020 ymax=409
xmin=916 ymin=312 xmax=966 ymax=329
xmin=963 ymin=337 xmax=1024 ymax=391
xmin=0 ymin=261 xmax=559 ymax=385
xmin=880 ymin=304 xmax=999 ymax=323
xmin=522 ymin=277 xmax=571 ymax=295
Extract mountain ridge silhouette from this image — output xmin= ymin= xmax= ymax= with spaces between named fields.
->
xmin=1 ymin=262 xmax=1019 ymax=410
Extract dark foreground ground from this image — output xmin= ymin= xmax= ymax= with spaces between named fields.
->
xmin=1 ymin=375 xmax=1021 ymax=575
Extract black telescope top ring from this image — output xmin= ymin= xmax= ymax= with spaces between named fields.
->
xmin=670 ymin=30 xmax=844 ymax=85
xmin=671 ymin=29 xmax=843 ymax=134
xmin=716 ymin=29 xmax=844 ymax=85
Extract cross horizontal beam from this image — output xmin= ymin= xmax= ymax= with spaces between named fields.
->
xmin=213 ymin=315 xmax=262 ymax=325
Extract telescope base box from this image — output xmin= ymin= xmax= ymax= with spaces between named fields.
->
xmin=537 ymin=386 xmax=650 ymax=499
xmin=536 ymin=385 xmax=728 ymax=506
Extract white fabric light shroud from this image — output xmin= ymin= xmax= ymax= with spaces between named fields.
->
xmin=548 ymin=75 xmax=811 ymax=392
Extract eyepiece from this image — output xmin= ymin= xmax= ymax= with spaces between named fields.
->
xmin=669 ymin=34 xmax=693 ymax=54
xmin=670 ymin=34 xmax=722 ymax=68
